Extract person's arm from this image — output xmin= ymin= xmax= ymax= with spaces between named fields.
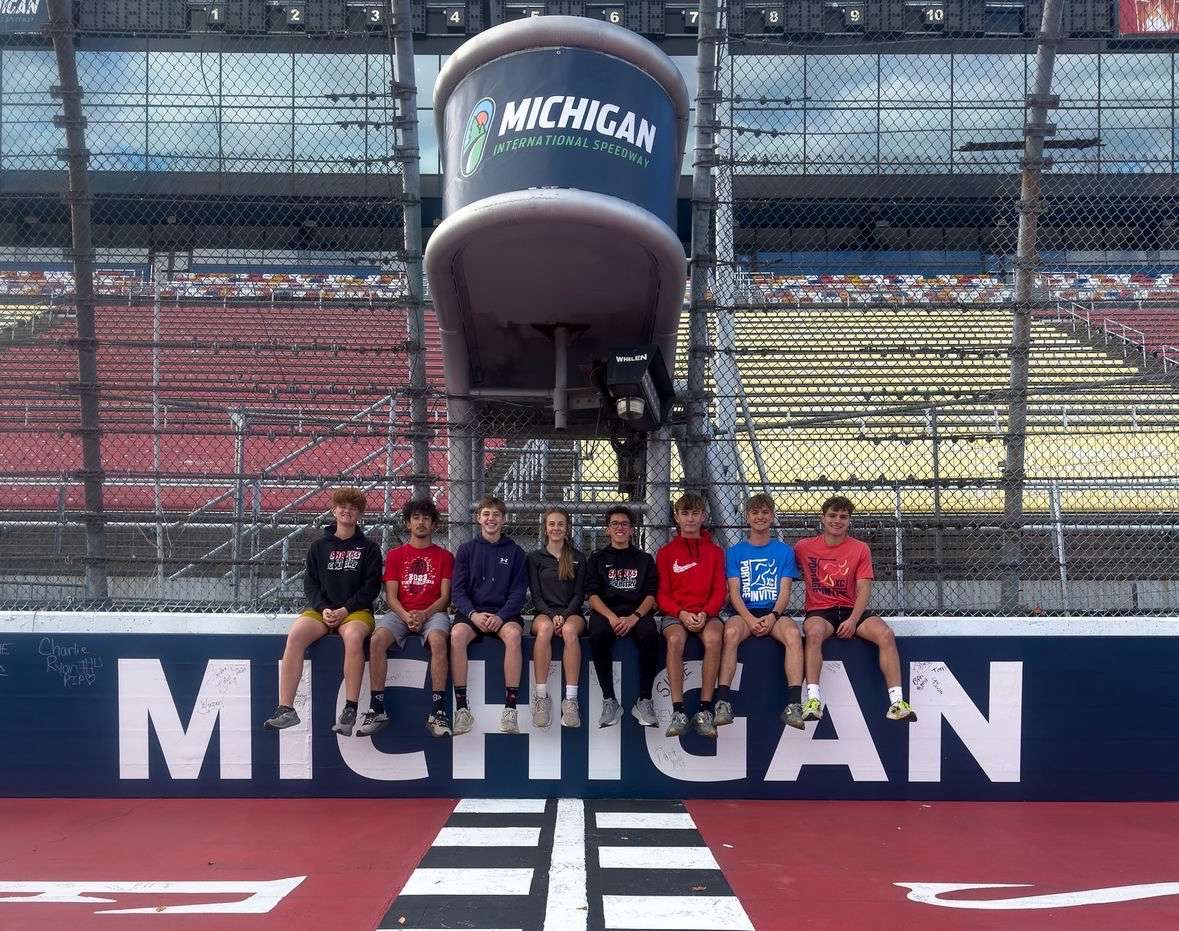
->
xmin=847 ymin=578 xmax=872 ymax=624
xmin=344 ymin=542 xmax=383 ymax=613
xmin=498 ymin=547 xmax=529 ymax=620
xmin=727 ymin=576 xmax=758 ymax=626
xmin=451 ymin=544 xmax=475 ymax=616
xmin=655 ymin=547 xmax=682 ymax=618
xmin=528 ymin=552 xmax=555 ymax=616
xmin=588 ymin=594 xmax=617 ymax=623
xmin=562 ymin=556 xmax=587 ymax=617
xmin=385 ymin=579 xmax=410 ymax=622
xmin=704 ymin=547 xmax=727 ymax=617
xmin=304 ymin=545 xmax=329 ymax=611
xmin=424 ymin=579 xmax=452 ymax=618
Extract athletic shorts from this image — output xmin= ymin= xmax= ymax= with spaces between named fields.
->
xmin=454 ymin=613 xmax=524 ymax=642
xmin=375 ymin=610 xmax=451 ymax=648
xmin=299 ymin=609 xmax=375 ymax=631
xmin=657 ymin=614 xmax=723 ymax=633
xmin=805 ymin=606 xmax=879 ymax=629
xmin=720 ymin=606 xmax=776 ymax=622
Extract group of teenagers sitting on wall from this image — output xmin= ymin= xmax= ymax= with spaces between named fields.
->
xmin=262 ymin=488 xmax=917 ymax=739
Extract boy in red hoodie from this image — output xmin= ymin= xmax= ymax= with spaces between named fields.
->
xmin=655 ymin=492 xmax=727 ymax=738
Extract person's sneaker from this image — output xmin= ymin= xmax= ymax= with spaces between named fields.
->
xmin=598 ymin=697 xmax=621 ymax=728
xmin=561 ymin=698 xmax=581 ymax=728
xmin=356 ymin=710 xmax=389 ymax=737
xmin=632 ymin=698 xmax=658 ymax=726
xmin=263 ymin=705 xmax=300 ymax=730
xmin=426 ymin=709 xmax=452 ymax=737
xmin=532 ymin=694 xmax=552 ymax=728
xmin=781 ymin=702 xmax=805 ymax=730
xmin=801 ymin=697 xmax=824 ymax=721
xmin=887 ymin=699 xmax=917 ymax=722
xmin=331 ymin=706 xmax=357 ymax=736
xmin=693 ymin=709 xmax=718 ymax=738
xmin=713 ymin=699 xmax=734 ymax=726
xmin=500 ymin=707 xmax=520 ymax=734
xmin=452 ymin=706 xmax=475 ymax=735
xmin=665 ymin=710 xmax=689 ymax=737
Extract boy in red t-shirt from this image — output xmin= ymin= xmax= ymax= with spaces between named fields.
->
xmin=655 ymin=492 xmax=727 ymax=738
xmin=357 ymin=498 xmax=455 ymax=738
xmin=794 ymin=495 xmax=916 ymax=724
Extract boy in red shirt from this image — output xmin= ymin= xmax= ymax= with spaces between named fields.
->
xmin=358 ymin=498 xmax=455 ymax=738
xmin=795 ymin=495 xmax=916 ymax=723
xmin=655 ymin=492 xmax=727 ymax=738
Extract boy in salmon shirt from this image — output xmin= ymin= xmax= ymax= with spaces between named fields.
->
xmin=655 ymin=492 xmax=727 ymax=738
xmin=795 ymin=495 xmax=916 ymax=723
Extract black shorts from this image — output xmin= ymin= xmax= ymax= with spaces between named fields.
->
xmin=806 ymin=606 xmax=879 ymax=629
xmin=454 ymin=613 xmax=524 ymax=642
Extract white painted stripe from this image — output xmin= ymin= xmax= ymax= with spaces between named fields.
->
xmin=598 ymin=846 xmax=719 ymax=871
xmin=602 ymin=895 xmax=754 ymax=930
xmin=595 ymin=812 xmax=696 ymax=830
xmin=453 ymin=798 xmax=548 ymax=814
xmin=543 ymin=798 xmax=587 ymax=931
xmin=433 ymin=826 xmax=540 ymax=847
xmin=4 ymin=611 xmax=1178 ymax=637
xmin=400 ymin=868 xmax=533 ymax=897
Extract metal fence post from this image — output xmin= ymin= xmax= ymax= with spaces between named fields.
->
xmin=46 ymin=0 xmax=108 ymax=601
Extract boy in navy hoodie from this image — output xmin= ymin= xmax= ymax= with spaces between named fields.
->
xmin=450 ymin=495 xmax=529 ymax=735
xmin=263 ymin=487 xmax=383 ymax=736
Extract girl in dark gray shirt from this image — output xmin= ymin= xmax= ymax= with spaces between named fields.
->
xmin=527 ymin=506 xmax=587 ymax=728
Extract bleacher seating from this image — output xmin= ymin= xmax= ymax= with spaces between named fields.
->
xmin=3 ymin=268 xmax=1179 ymax=516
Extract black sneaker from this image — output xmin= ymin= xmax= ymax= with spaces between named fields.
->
xmin=264 ymin=705 xmax=300 ymax=729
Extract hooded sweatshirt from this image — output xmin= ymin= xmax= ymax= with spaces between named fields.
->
xmin=452 ymin=533 xmax=529 ymax=618
xmin=655 ymin=529 xmax=727 ymax=617
xmin=304 ymin=522 xmax=383 ymax=613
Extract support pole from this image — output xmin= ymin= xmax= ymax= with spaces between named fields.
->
xmin=47 ymin=0 xmax=107 ymax=600
xmin=1002 ymin=0 xmax=1063 ymax=613
xmin=230 ymin=408 xmax=247 ymax=605
xmin=553 ymin=325 xmax=568 ymax=431
xmin=686 ymin=0 xmax=721 ymax=490
xmin=391 ymin=0 xmax=431 ymax=501
xmin=447 ymin=399 xmax=473 ymax=552
xmin=644 ymin=426 xmax=673 ymax=551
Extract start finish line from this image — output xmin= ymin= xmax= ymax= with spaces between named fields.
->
xmin=1 ymin=613 xmax=1177 ymax=800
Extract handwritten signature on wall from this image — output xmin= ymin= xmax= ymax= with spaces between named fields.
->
xmin=37 ymin=637 xmax=104 ymax=688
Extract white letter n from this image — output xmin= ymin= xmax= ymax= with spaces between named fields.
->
xmin=908 ymin=661 xmax=1022 ymax=783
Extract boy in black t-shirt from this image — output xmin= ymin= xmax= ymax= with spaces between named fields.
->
xmin=585 ymin=505 xmax=660 ymax=728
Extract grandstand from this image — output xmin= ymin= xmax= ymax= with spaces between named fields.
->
xmin=1 ymin=1 xmax=1177 ymax=616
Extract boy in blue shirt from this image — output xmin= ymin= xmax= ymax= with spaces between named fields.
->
xmin=450 ymin=495 xmax=529 ymax=735
xmin=718 ymin=493 xmax=806 ymax=729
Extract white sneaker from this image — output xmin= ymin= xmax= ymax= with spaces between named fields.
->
xmin=500 ymin=707 xmax=520 ymax=734
xmin=631 ymin=698 xmax=657 ymax=727
xmin=532 ymin=694 xmax=552 ymax=728
xmin=561 ymin=698 xmax=581 ymax=728
xmin=452 ymin=706 xmax=475 ymax=735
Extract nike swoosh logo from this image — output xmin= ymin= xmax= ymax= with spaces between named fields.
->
xmin=895 ymin=881 xmax=1179 ymax=910
xmin=672 ymin=561 xmax=697 ymax=574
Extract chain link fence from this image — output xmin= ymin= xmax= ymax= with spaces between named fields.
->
xmin=1 ymin=4 xmax=1177 ymax=616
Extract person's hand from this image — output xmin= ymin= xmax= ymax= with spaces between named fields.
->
xmin=552 ymin=614 xmax=565 ymax=630
xmin=486 ymin=613 xmax=504 ymax=633
xmin=470 ymin=611 xmax=492 ymax=632
xmin=685 ymin=612 xmax=706 ymax=633
xmin=755 ymin=611 xmax=777 ymax=636
xmin=613 ymin=614 xmax=636 ymax=635
xmin=323 ymin=607 xmax=344 ymax=627
xmin=406 ymin=610 xmax=423 ymax=632
xmin=837 ymin=618 xmax=857 ymax=639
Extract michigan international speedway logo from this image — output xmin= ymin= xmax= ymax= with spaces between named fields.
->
xmin=458 ymin=93 xmax=658 ymax=177
xmin=460 ymin=97 xmax=495 ymax=178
